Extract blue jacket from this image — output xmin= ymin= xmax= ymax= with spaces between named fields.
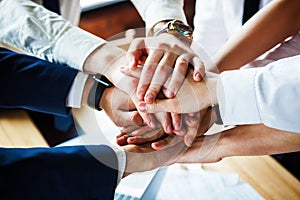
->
xmin=0 ymin=48 xmax=119 ymax=199
xmin=0 ymin=47 xmax=77 ymax=116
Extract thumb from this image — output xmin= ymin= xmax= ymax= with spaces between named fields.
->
xmin=113 ymin=110 xmax=144 ymax=127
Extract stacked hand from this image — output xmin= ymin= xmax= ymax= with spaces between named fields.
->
xmin=109 ymin=33 xmax=219 ymax=149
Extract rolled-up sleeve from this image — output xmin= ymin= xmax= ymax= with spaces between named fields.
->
xmin=130 ymin=0 xmax=187 ymax=28
xmin=0 ymin=0 xmax=106 ymax=71
xmin=218 ymin=55 xmax=300 ymax=133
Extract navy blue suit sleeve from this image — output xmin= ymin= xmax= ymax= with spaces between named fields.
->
xmin=0 ymin=145 xmax=119 ymax=200
xmin=0 ymin=48 xmax=78 ymax=116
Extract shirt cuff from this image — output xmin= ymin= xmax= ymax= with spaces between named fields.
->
xmin=66 ymin=72 xmax=89 ymax=108
xmin=142 ymin=0 xmax=187 ymax=29
xmin=54 ymin=26 xmax=107 ymax=71
xmin=217 ymin=68 xmax=262 ymax=126
xmin=111 ymin=145 xmax=126 ymax=184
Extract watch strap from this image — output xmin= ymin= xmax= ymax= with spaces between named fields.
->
xmin=87 ymin=75 xmax=112 ymax=111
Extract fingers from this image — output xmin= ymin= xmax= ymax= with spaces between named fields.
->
xmin=127 ymin=38 xmax=147 ymax=70
xmin=120 ymin=65 xmax=142 ymax=79
xmin=183 ymin=112 xmax=200 ymax=147
xmin=130 ymin=111 xmax=144 ymax=126
xmin=127 ymin=128 xmax=166 ymax=145
xmin=154 ymin=112 xmax=173 ymax=134
xmin=166 ymin=54 xmax=192 ymax=98
xmin=190 ymin=57 xmax=206 ymax=82
xmin=138 ymin=99 xmax=180 ymax=113
xmin=136 ymin=49 xmax=164 ymax=101
xmin=116 ymin=125 xmax=143 ymax=146
xmin=171 ymin=113 xmax=182 ymax=131
xmin=117 ymin=125 xmax=166 ymax=146
xmin=116 ymin=132 xmax=130 ymax=146
xmin=144 ymin=52 xmax=175 ymax=103
xmin=111 ymin=110 xmax=144 ymax=127
xmin=151 ymin=135 xmax=184 ymax=150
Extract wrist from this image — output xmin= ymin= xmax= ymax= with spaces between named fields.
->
xmin=203 ymin=72 xmax=219 ymax=108
xmin=87 ymin=74 xmax=112 ymax=111
xmin=149 ymin=20 xmax=172 ymax=36
xmin=83 ymin=43 xmax=125 ymax=76
xmin=153 ymin=20 xmax=193 ymax=45
xmin=81 ymin=75 xmax=94 ymax=106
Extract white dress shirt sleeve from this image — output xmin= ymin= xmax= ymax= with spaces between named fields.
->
xmin=130 ymin=0 xmax=187 ymax=29
xmin=218 ymin=55 xmax=300 ymax=133
xmin=0 ymin=0 xmax=106 ymax=71
xmin=66 ymin=72 xmax=89 ymax=108
xmin=111 ymin=145 xmax=126 ymax=184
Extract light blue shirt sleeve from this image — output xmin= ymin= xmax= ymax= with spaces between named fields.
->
xmin=218 ymin=55 xmax=300 ymax=133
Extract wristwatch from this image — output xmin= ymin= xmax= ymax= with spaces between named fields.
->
xmin=87 ymin=74 xmax=112 ymax=111
xmin=154 ymin=20 xmax=193 ymax=44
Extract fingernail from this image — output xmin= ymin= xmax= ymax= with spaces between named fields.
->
xmin=194 ymin=72 xmax=201 ymax=81
xmin=138 ymin=102 xmax=147 ymax=112
xmin=186 ymin=136 xmax=194 ymax=147
xmin=166 ymin=125 xmax=173 ymax=133
xmin=167 ymin=89 xmax=174 ymax=98
xmin=127 ymin=137 xmax=135 ymax=144
xmin=174 ymin=123 xmax=180 ymax=131
xmin=149 ymin=121 xmax=156 ymax=128
xmin=137 ymin=92 xmax=144 ymax=100
xmin=145 ymin=95 xmax=153 ymax=103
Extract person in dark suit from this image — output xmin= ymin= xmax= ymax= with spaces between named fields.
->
xmin=0 ymin=47 xmax=181 ymax=199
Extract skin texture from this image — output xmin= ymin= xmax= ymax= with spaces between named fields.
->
xmin=127 ymin=33 xmax=205 ymax=103
xmin=212 ymin=0 xmax=300 ymax=72
xmin=117 ymin=107 xmax=215 ymax=149
xmin=121 ymin=123 xmax=300 ymax=178
xmin=177 ymin=124 xmax=300 ymax=164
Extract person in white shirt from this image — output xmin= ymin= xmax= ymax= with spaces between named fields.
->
xmin=127 ymin=0 xmax=300 ymax=133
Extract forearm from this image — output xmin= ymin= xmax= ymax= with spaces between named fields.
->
xmin=0 ymin=48 xmax=77 ymax=116
xmin=84 ymin=44 xmax=140 ymax=96
xmin=0 ymin=0 xmax=105 ymax=71
xmin=176 ymin=124 xmax=300 ymax=164
xmin=221 ymin=124 xmax=300 ymax=158
xmin=212 ymin=0 xmax=300 ymax=72
xmin=0 ymin=145 xmax=119 ymax=199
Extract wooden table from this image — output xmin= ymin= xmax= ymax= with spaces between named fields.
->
xmin=0 ymin=109 xmax=299 ymax=199
xmin=0 ymin=109 xmax=48 ymax=147
xmin=203 ymin=156 xmax=300 ymax=199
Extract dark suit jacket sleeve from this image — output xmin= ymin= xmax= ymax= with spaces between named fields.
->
xmin=0 ymin=47 xmax=78 ymax=116
xmin=0 ymin=145 xmax=119 ymax=200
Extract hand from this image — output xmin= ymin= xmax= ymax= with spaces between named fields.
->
xmin=138 ymin=72 xmax=219 ymax=114
xmin=99 ymin=86 xmax=144 ymax=127
xmin=83 ymin=44 xmax=158 ymax=128
xmin=118 ymin=107 xmax=216 ymax=149
xmin=176 ymin=124 xmax=300 ymax=164
xmin=127 ymin=33 xmax=205 ymax=103
xmin=148 ymin=108 xmax=215 ymax=149
xmin=122 ymin=138 xmax=188 ymax=176
xmin=119 ymin=66 xmax=195 ymax=134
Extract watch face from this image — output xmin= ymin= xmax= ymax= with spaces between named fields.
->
xmin=169 ymin=21 xmax=193 ymax=37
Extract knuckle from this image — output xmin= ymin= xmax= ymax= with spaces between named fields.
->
xmin=157 ymin=64 xmax=172 ymax=76
xmin=176 ymin=59 xmax=189 ymax=69
xmin=157 ymin=41 xmax=169 ymax=50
